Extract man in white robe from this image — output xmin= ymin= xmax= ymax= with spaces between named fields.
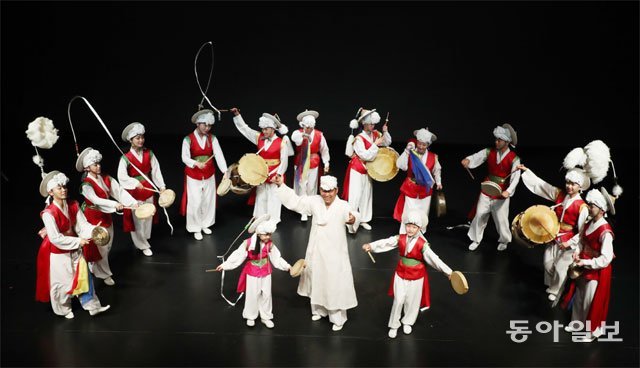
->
xmin=272 ymin=174 xmax=360 ymax=331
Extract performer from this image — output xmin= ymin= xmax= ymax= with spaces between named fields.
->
xmin=363 ymin=210 xmax=452 ymax=338
xmin=35 ymin=171 xmax=110 ymax=318
xmin=393 ymin=128 xmax=442 ymax=234
xmin=230 ymin=107 xmax=293 ymax=224
xmin=517 ymin=163 xmax=589 ymax=301
xmin=117 ymin=122 xmax=167 ymax=256
xmin=291 ymin=109 xmax=330 ymax=221
xmin=180 ymin=109 xmax=228 ymax=240
xmin=215 ymin=217 xmax=291 ymax=328
xmin=273 ymin=174 xmax=360 ymax=331
xmin=342 ymin=108 xmax=391 ymax=230
xmin=461 ymin=124 xmax=520 ymax=251
xmin=561 ymin=188 xmax=617 ymax=342
xmin=76 ymin=148 xmax=138 ymax=286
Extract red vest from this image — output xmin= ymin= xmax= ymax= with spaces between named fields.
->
xmin=236 ymin=239 xmax=273 ymax=293
xmin=554 ymin=192 xmax=586 ymax=242
xmin=347 ymin=131 xmax=381 ymax=174
xmin=579 ymin=222 xmax=614 ymax=281
xmin=36 ymin=201 xmax=101 ymax=302
xmin=399 ymin=150 xmax=437 ymax=199
xmin=123 ymin=149 xmax=155 ymax=201
xmin=184 ymin=132 xmax=215 ymax=180
xmin=257 ymin=134 xmax=283 ymax=181
xmin=482 ymin=148 xmax=518 ymax=199
xmin=81 ymin=175 xmax=113 ymax=227
xmin=294 ymin=129 xmax=323 ymax=169
xmin=387 ymin=234 xmax=431 ymax=308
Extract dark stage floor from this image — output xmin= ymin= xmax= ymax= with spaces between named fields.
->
xmin=1 ymin=138 xmax=638 ymax=366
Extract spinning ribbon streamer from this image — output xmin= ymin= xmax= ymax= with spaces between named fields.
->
xmin=194 ymin=41 xmax=222 ymax=119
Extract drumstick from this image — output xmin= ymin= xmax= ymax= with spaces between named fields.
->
xmin=205 ymin=269 xmax=217 ymax=272
xmin=367 ymin=251 xmax=376 ymax=264
xmin=502 ymin=168 xmax=521 ymax=181
xmin=141 ymin=187 xmax=162 ymax=194
xmin=465 ymin=167 xmax=475 ymax=180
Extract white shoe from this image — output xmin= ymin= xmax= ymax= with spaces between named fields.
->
xmin=246 ymin=319 xmax=255 ymax=327
xmin=332 ymin=324 xmax=343 ymax=331
xmin=89 ymin=305 xmax=110 ymax=316
xmin=545 ymin=287 xmax=552 ymax=294
xmin=301 ymin=214 xmax=308 ymax=221
xmin=548 ymin=293 xmax=557 ymax=302
xmin=403 ymin=325 xmax=413 ymax=335
xmin=64 ymin=312 xmax=75 ymax=319
xmin=311 ymin=314 xmax=322 ymax=321
xmin=468 ymin=242 xmax=479 ymax=251
xmin=564 ymin=324 xmax=581 ymax=333
xmin=104 ymin=277 xmax=115 ymax=286
xmin=497 ymin=243 xmax=508 ymax=251
xmin=575 ymin=334 xmax=597 ymax=343
xmin=361 ymin=223 xmax=372 ymax=231
xmin=194 ymin=232 xmax=203 ymax=241
xmin=388 ymin=328 xmax=398 ymax=338
xmin=142 ymin=249 xmax=153 ymax=257
xmin=261 ymin=319 xmax=275 ymax=329
xmin=202 ymin=228 xmax=212 ymax=235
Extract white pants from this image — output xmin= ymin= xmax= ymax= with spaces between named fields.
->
xmin=243 ymin=274 xmax=273 ymax=321
xmin=398 ymin=196 xmax=431 ymax=234
xmin=185 ymin=175 xmax=217 ymax=233
xmin=347 ymin=170 xmax=373 ymax=223
xmin=131 ymin=197 xmax=153 ymax=250
xmin=89 ymin=225 xmax=114 ymax=279
xmin=254 ymin=182 xmax=282 ymax=224
xmin=389 ymin=273 xmax=423 ymax=329
xmin=294 ymin=166 xmax=320 ymax=216
xmin=543 ymin=240 xmax=574 ymax=295
xmin=467 ymin=194 xmax=512 ymax=244
xmin=311 ymin=304 xmax=348 ymax=327
xmin=570 ymin=278 xmax=603 ymax=337
xmin=50 ymin=252 xmax=102 ymax=316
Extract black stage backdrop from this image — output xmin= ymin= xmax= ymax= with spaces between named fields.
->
xmin=1 ymin=1 xmax=639 ymax=367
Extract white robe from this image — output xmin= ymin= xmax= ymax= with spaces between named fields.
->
xmin=181 ymin=130 xmax=228 ymax=233
xmin=571 ymin=217 xmax=614 ymax=337
xmin=395 ymin=149 xmax=442 ymax=234
xmin=81 ymin=174 xmax=137 ymax=279
xmin=276 ymin=184 xmax=360 ymax=312
xmin=348 ymin=130 xmax=392 ymax=223
xmin=369 ymin=235 xmax=452 ymax=329
xmin=233 ymin=115 xmax=294 ymax=223
xmin=117 ymin=148 xmax=166 ymax=250
xmin=220 ymin=235 xmax=291 ymax=321
xmin=465 ymin=148 xmax=521 ymax=245
xmin=520 ymin=170 xmax=588 ymax=294
xmin=41 ymin=201 xmax=103 ymax=316
xmin=291 ymin=129 xmax=331 ymax=201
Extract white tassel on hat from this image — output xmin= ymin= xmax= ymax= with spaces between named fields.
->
xmin=345 ymin=135 xmax=355 ymax=157
xmin=349 ymin=119 xmax=359 ymax=130
xmin=277 ymin=124 xmax=289 ymax=135
xmin=563 ymin=147 xmax=587 ymax=170
xmin=32 ymin=155 xmax=44 ymax=168
xmin=584 ymin=140 xmax=611 ymax=184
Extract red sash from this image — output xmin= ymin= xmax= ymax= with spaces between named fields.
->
xmin=387 ymin=235 xmax=431 ymax=308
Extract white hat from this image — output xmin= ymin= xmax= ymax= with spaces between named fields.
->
xmin=259 ymin=113 xmax=289 ymax=135
xmin=402 ymin=210 xmax=428 ymax=229
xmin=297 ymin=110 xmax=319 ymax=128
xmin=585 ymin=187 xmax=616 ymax=215
xmin=121 ymin=122 xmax=145 ymax=142
xmin=255 ymin=219 xmax=278 ymax=235
xmin=320 ymin=175 xmax=338 ymax=191
xmin=564 ymin=168 xmax=590 ymax=191
xmin=39 ymin=171 xmax=69 ymax=197
xmin=75 ymin=147 xmax=103 ymax=172
xmin=248 ymin=214 xmax=271 ymax=234
xmin=413 ymin=128 xmax=437 ymax=144
xmin=191 ymin=109 xmax=216 ymax=125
